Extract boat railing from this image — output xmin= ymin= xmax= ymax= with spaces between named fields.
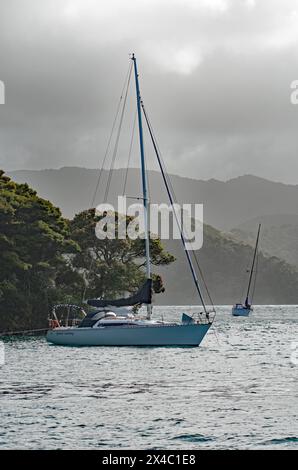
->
xmin=49 ymin=304 xmax=86 ymax=329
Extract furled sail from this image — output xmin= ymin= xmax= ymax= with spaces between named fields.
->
xmin=87 ymin=279 xmax=152 ymax=308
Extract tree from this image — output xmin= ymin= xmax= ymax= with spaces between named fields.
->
xmin=0 ymin=172 xmax=175 ymax=332
xmin=69 ymin=209 xmax=175 ymax=300
xmin=0 ymin=170 xmax=80 ymax=332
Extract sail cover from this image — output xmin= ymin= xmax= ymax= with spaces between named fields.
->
xmin=87 ymin=279 xmax=152 ymax=308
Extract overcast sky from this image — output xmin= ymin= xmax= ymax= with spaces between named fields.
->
xmin=0 ymin=0 xmax=298 ymax=183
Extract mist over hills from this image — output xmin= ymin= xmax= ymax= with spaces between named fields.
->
xmin=159 ymin=225 xmax=298 ymax=305
xmin=229 ymin=214 xmax=298 ymax=269
xmin=6 ymin=167 xmax=298 ymax=304
xmin=8 ymin=167 xmax=298 ymax=230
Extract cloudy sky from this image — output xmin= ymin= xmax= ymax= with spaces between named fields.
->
xmin=0 ymin=0 xmax=298 ymax=182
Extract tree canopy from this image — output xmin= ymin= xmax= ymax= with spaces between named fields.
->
xmin=70 ymin=209 xmax=174 ymax=300
xmin=0 ymin=171 xmax=175 ymax=332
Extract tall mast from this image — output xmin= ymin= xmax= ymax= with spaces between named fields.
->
xmin=245 ymin=223 xmax=261 ymax=304
xmin=132 ymin=54 xmax=152 ymax=318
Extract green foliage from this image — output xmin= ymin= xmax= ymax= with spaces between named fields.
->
xmin=69 ymin=209 xmax=175 ymax=299
xmin=0 ymin=172 xmax=175 ymax=332
xmin=0 ymin=171 xmax=80 ymax=331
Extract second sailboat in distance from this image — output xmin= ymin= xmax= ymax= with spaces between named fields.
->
xmin=232 ymin=224 xmax=261 ymax=317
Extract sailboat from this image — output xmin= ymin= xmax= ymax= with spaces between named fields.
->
xmin=46 ymin=54 xmax=214 ymax=346
xmin=232 ymin=224 xmax=261 ymax=317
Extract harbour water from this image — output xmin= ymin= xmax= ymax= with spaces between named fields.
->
xmin=0 ymin=306 xmax=297 ymax=449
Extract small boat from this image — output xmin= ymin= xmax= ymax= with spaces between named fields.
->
xmin=232 ymin=224 xmax=261 ymax=317
xmin=47 ymin=54 xmax=215 ymax=346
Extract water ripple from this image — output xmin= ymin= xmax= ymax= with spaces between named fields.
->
xmin=0 ymin=306 xmax=297 ymax=449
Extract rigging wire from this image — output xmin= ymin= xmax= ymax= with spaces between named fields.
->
xmin=122 ymin=109 xmax=137 ymax=196
xmin=141 ymin=101 xmax=215 ymax=314
xmin=145 ymin=139 xmax=152 ymax=208
xmin=140 ymin=105 xmax=214 ymax=310
xmin=251 ymin=249 xmax=258 ymax=303
xmin=84 ymin=58 xmax=215 ymax=318
xmin=141 ymin=100 xmax=209 ymax=315
xmin=241 ymin=254 xmax=251 ymax=302
xmin=91 ymin=62 xmax=133 ymax=208
xmin=82 ymin=62 xmax=133 ymax=302
xmin=103 ymin=61 xmax=133 ymax=203
xmin=160 ymin=163 xmax=214 ymax=309
xmin=245 ymin=224 xmax=261 ymax=302
xmin=191 ymin=249 xmax=215 ymax=312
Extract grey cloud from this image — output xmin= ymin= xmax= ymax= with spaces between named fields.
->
xmin=0 ymin=0 xmax=298 ymax=182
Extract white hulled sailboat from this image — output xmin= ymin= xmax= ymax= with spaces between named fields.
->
xmin=46 ymin=55 xmax=215 ymax=346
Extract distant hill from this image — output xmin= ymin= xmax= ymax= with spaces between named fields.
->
xmin=229 ymin=214 xmax=298 ymax=269
xmin=157 ymin=224 xmax=298 ymax=305
xmin=6 ymin=167 xmax=298 ymax=304
xmin=8 ymin=167 xmax=298 ymax=230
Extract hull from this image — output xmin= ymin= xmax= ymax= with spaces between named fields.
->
xmin=232 ymin=306 xmax=252 ymax=317
xmin=46 ymin=323 xmax=211 ymax=347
